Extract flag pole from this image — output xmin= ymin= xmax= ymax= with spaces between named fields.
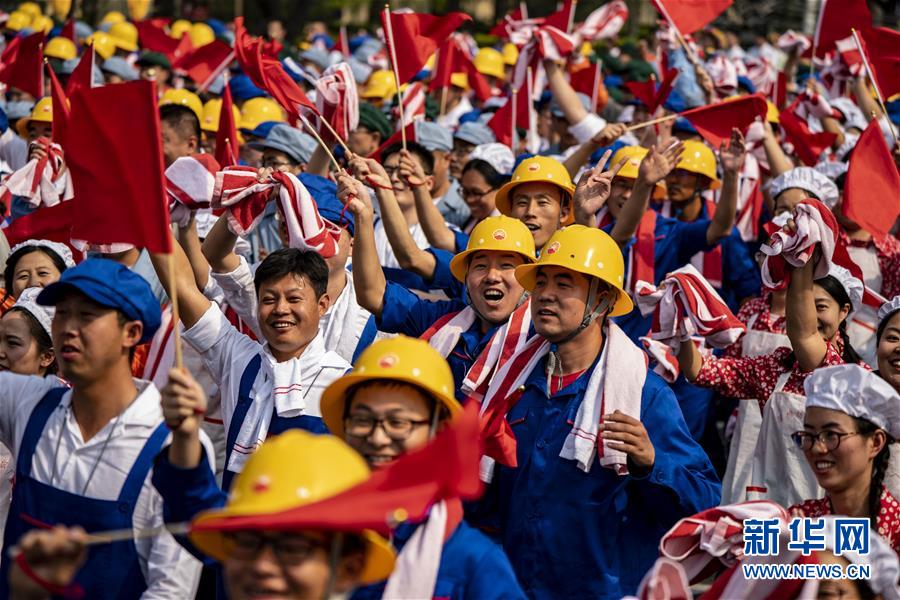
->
xmin=654 ymin=0 xmax=700 ymax=67
xmin=317 ymin=114 xmax=352 ymax=155
xmin=625 ymin=112 xmax=679 ymax=132
xmin=511 ymin=86 xmax=518 ymax=152
xmin=851 ymin=28 xmax=897 ymax=144
xmin=383 ymin=4 xmax=407 ymax=150
xmin=526 ymin=65 xmax=536 ymax=152
xmin=520 ymin=0 xmax=528 ymax=19
xmin=299 ymin=114 xmax=344 ymax=173
xmin=808 ymin=0 xmax=828 ymax=81
xmin=566 ymin=0 xmax=578 ymax=34
xmin=591 ymin=59 xmax=602 ymax=112
xmin=166 ymin=252 xmax=184 ymax=369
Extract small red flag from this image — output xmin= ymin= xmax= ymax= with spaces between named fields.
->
xmin=542 ymin=0 xmax=576 ymax=33
xmin=2 ymin=202 xmax=80 ymax=260
xmin=813 ymin=0 xmax=872 ymax=58
xmin=47 ymin=66 xmax=69 ymax=148
xmin=429 ymin=39 xmax=492 ymax=102
xmin=66 ymin=80 xmax=172 ymax=254
xmin=490 ymin=7 xmax=524 ymax=38
xmin=0 ymin=32 xmax=45 ymax=99
xmin=134 ymin=19 xmax=182 ymax=58
xmin=381 ymin=10 xmax=471 ymax=85
xmin=778 ymin=101 xmax=837 ymax=166
xmin=487 ymin=86 xmax=531 ymax=149
xmin=858 ymin=28 xmax=900 ymax=100
xmin=842 ymin=120 xmax=900 ymax=238
xmin=624 ymin=67 xmax=679 ymax=114
xmin=60 ymin=18 xmax=76 ymax=42
xmin=65 ymin=45 xmax=94 ymax=97
xmin=681 ymin=93 xmax=767 ymax=147
xmin=170 ymin=33 xmax=195 ymax=70
xmin=368 ymin=122 xmax=416 ymax=162
xmin=650 ymin=0 xmax=733 ymax=35
xmin=179 ymin=40 xmax=234 ymax=91
xmin=215 ymin=82 xmax=240 ymax=167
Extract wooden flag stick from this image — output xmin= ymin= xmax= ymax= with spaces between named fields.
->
xmin=167 ymin=252 xmax=183 ymax=369
xmin=316 ymin=115 xmax=352 ymax=155
xmin=655 ymin=0 xmax=699 ymax=67
xmin=511 ymin=86 xmax=518 ymax=153
xmin=808 ymin=0 xmax=828 ymax=81
xmin=851 ymin=28 xmax=898 ymax=145
xmin=299 ymin=114 xmax=343 ymax=173
xmin=566 ymin=0 xmax=578 ymax=35
xmin=383 ymin=4 xmax=407 ymax=150
xmin=625 ymin=112 xmax=679 ymax=132
xmin=440 ymin=85 xmax=448 ymax=117
xmin=7 ymin=522 xmax=192 ymax=558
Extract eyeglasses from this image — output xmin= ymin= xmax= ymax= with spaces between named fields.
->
xmin=791 ymin=430 xmax=860 ymax=451
xmin=224 ymin=531 xmax=326 ymax=565
xmin=344 ymin=414 xmax=430 ymax=441
xmin=262 ymin=158 xmax=294 ymax=169
xmin=462 ymin=187 xmax=492 ymax=201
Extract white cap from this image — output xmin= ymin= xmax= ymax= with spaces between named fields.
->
xmin=10 ymin=287 xmax=54 ymax=338
xmin=9 ymin=240 xmax=75 ymax=269
xmin=469 ymin=143 xmax=515 ymax=176
xmin=829 ymin=98 xmax=869 ymax=132
xmin=813 ymin=160 xmax=848 ymax=182
xmin=804 ymin=364 xmax=900 ymax=439
xmin=879 ymin=295 xmax=900 ymax=324
xmin=767 ymin=166 xmax=839 ymax=209
xmin=823 ymin=263 xmax=863 ymax=315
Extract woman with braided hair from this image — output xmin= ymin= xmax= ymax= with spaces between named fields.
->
xmin=789 ymin=364 xmax=900 ymax=554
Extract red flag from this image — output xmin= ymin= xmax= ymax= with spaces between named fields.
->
xmin=170 ymin=33 xmax=195 ymax=70
xmin=624 ymin=67 xmax=679 ymax=113
xmin=190 ymin=402 xmax=483 ymax=537
xmin=650 ymin=0 xmax=733 ymax=36
xmin=487 ymin=86 xmax=531 ymax=148
xmin=2 ymin=202 xmax=79 ymax=259
xmin=842 ymin=120 xmax=900 ymax=238
xmin=368 ymin=122 xmax=416 ymax=162
xmin=543 ymin=0 xmax=576 ymax=33
xmin=778 ymin=101 xmax=837 ymax=166
xmin=0 ymin=32 xmax=45 ymax=98
xmin=215 ymin=82 xmax=240 ymax=167
xmin=134 ymin=20 xmax=182 ymax=57
xmin=813 ymin=0 xmax=871 ymax=58
xmin=47 ymin=66 xmax=69 ymax=148
xmin=490 ymin=7 xmax=524 ymax=38
xmin=60 ymin=18 xmax=75 ymax=42
xmin=681 ymin=93 xmax=767 ymax=147
xmin=858 ymin=29 xmax=900 ymax=100
xmin=429 ymin=39 xmax=492 ymax=102
xmin=381 ymin=10 xmax=471 ymax=85
xmin=66 ymin=80 xmax=172 ymax=253
xmin=64 ymin=45 xmax=94 ymax=97
xmin=179 ymin=40 xmax=234 ymax=90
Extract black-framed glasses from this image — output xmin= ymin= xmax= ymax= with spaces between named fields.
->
xmin=344 ymin=414 xmax=430 ymax=441
xmin=791 ymin=430 xmax=860 ymax=451
xmin=262 ymin=158 xmax=294 ymax=169
xmin=223 ymin=531 xmax=326 ymax=565
xmin=462 ymin=187 xmax=492 ymax=201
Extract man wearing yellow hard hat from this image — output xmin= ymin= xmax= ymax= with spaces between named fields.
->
xmin=238 ymin=97 xmax=286 ymax=167
xmin=159 ymin=90 xmax=203 ymax=167
xmin=484 ymin=224 xmax=720 ymax=597
xmin=341 ymin=153 xmax=535 ymax=396
xmin=16 ymin=97 xmax=53 ymax=142
xmin=318 ymin=336 xmax=525 ymax=598
xmin=108 ymin=21 xmax=139 ymax=56
xmin=474 ymin=47 xmax=505 ymax=92
xmin=200 ymin=98 xmax=242 ymax=156
xmin=360 ymin=70 xmax=397 ymax=108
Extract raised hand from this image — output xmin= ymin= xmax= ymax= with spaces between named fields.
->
xmin=336 ymin=171 xmax=373 ymax=219
xmin=591 ymin=123 xmax=628 ymax=147
xmin=160 ymin=367 xmax=207 ymax=437
xmin=638 ymin=139 xmax=684 ymax=186
xmin=719 ymin=128 xmax=747 ymax=174
xmin=398 ymin=149 xmax=427 ymax=188
xmin=601 ymin=410 xmax=656 ymax=473
xmin=573 ymin=149 xmax=629 ymax=222
xmin=9 ymin=526 xmax=88 ymax=599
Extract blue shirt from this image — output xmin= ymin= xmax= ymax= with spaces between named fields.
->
xmin=352 ymin=519 xmax=526 ymax=600
xmin=495 ymin=358 xmax=721 ymax=598
xmin=377 ymin=282 xmax=496 ymax=400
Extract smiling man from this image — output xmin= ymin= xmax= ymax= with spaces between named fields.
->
xmin=151 ymin=238 xmax=350 ymax=491
xmin=340 ymin=165 xmax=534 ymax=399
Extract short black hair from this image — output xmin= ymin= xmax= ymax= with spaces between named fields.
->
xmin=253 ymin=248 xmax=329 ymax=299
xmin=159 ymin=104 xmax=201 ymax=143
xmin=382 ymin=141 xmax=435 ymax=175
xmin=462 ymin=158 xmax=510 ymax=189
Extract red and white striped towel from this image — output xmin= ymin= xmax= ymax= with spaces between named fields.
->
xmin=479 ymin=321 xmax=646 ymax=481
xmin=421 ymin=306 xmax=478 ymax=358
xmin=0 ymin=137 xmax=73 ymax=210
xmin=574 ymin=0 xmax=628 ymax=43
xmin=315 ymin=62 xmax=359 ymax=143
xmin=627 ymin=557 xmax=691 ymax=600
xmin=759 ymin=199 xmax=837 ymax=291
xmin=640 ymin=336 xmax=680 ymax=383
xmin=660 ymin=500 xmax=790 ymax=584
xmin=392 ymin=82 xmax=426 ymax=129
xmin=635 ymin=264 xmax=746 ymax=350
xmin=166 ymin=154 xmax=221 ymax=227
xmin=462 ymin=299 xmax=533 ymax=402
xmin=212 ymin=167 xmax=341 ymax=258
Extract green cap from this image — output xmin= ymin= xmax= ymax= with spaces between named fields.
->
xmin=357 ymin=102 xmax=392 ymax=141
xmin=136 ymin=52 xmax=172 ymax=70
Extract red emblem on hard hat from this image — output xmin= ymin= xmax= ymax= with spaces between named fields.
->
xmin=493 ymin=229 xmax=507 ymax=240
xmin=546 ymin=241 xmax=560 ymax=255
xmin=379 ymin=354 xmax=399 ymax=368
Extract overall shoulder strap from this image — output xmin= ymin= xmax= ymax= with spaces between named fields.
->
xmin=224 ymin=354 xmax=263 ymax=472
xmin=117 ymin=422 xmax=170 ymax=505
xmin=16 ymin=387 xmax=67 ymax=476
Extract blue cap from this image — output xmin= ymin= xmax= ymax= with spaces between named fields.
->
xmin=887 ymin=98 xmax=900 ymax=126
xmin=300 ymin=46 xmax=331 ymax=71
xmin=0 ymin=106 xmax=8 ymax=134
xmin=37 ymin=258 xmax=162 ymax=344
xmin=458 ymin=109 xmax=482 ymax=125
xmin=737 ymin=75 xmax=756 ymax=93
xmin=243 ymin=120 xmax=281 ymax=139
xmin=229 ymin=73 xmax=267 ymax=100
xmin=5 ymin=99 xmax=34 ymax=120
xmin=299 ymin=173 xmax=355 ymax=237
xmin=206 ymin=19 xmax=228 ymax=37
xmin=248 ymin=123 xmax=316 ymax=164
xmin=454 ymin=121 xmax=496 ymax=146
xmin=101 ymin=56 xmax=139 ymax=81
xmin=415 ymin=120 xmax=453 ymax=152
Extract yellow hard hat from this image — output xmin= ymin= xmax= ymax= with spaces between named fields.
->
xmin=501 ymin=43 xmax=518 ymax=66
xmin=170 ymin=19 xmax=192 ymax=40
xmin=86 ymin=31 xmax=116 ymax=60
xmin=160 ymin=89 xmax=203 ymax=121
xmin=109 ymin=21 xmax=138 ymax=52
xmin=609 ymin=146 xmax=667 ymax=200
xmin=5 ymin=11 xmax=31 ymax=31
xmin=766 ymin=100 xmax=780 ymax=124
xmin=675 ymin=140 xmax=720 ymax=190
xmin=44 ymin=37 xmax=78 ymax=61
xmin=50 ymin=0 xmax=71 ymax=18
xmin=449 ymin=215 xmax=536 ymax=282
xmin=16 ymin=2 xmax=41 ymax=18
xmin=474 ymin=47 xmax=505 ymax=81
xmin=495 ymin=156 xmax=576 ymax=225
xmin=201 ymin=98 xmax=242 ymax=133
xmin=515 ymin=225 xmax=633 ymax=317
xmin=29 ymin=15 xmax=53 ymax=34
xmin=127 ymin=0 xmax=151 ymax=21
xmin=100 ymin=10 xmax=127 ymax=26
xmin=361 ymin=70 xmax=397 ymax=100
xmin=450 ymin=72 xmax=468 ymax=90
xmin=190 ymin=431 xmax=396 ymax=584
xmin=580 ymin=41 xmax=593 ymax=57
xmin=239 ymin=97 xmax=286 ymax=131
xmin=189 ymin=22 xmax=215 ymax=47
xmin=17 ymin=97 xmax=53 ymax=138
xmin=320 ymin=336 xmax=461 ymax=439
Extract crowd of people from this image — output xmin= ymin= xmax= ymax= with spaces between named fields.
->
xmin=0 ymin=1 xmax=897 ymax=598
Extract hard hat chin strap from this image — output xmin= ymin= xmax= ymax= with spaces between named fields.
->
xmin=554 ymin=277 xmax=614 ymax=347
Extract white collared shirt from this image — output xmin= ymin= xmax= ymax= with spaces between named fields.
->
xmin=0 ymin=374 xmax=208 ymax=599
xmin=182 ymin=304 xmax=350 ymax=472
